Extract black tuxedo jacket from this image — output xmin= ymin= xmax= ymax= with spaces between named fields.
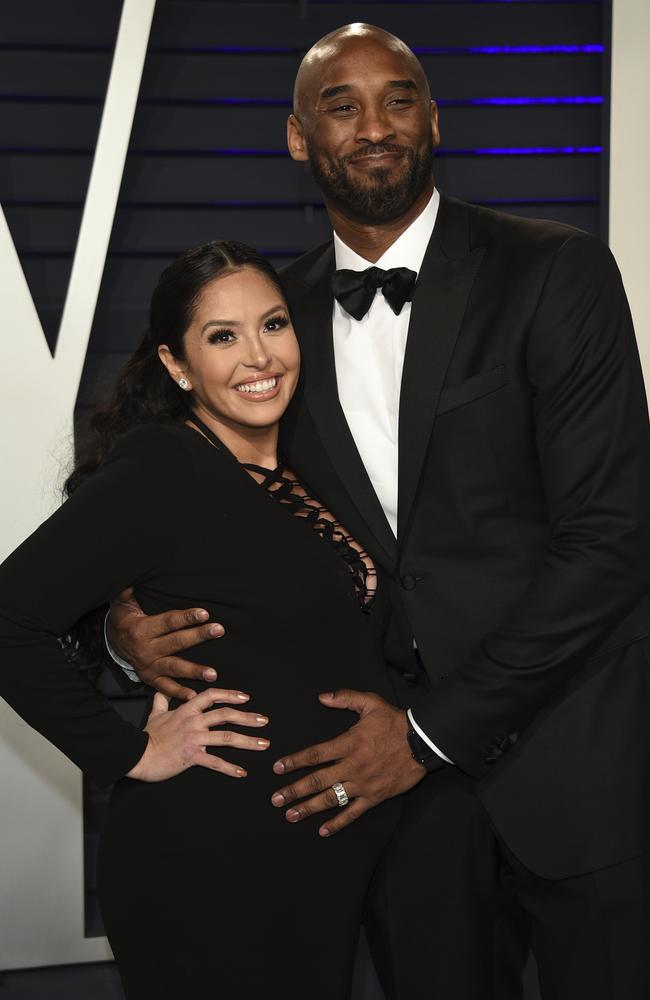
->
xmin=280 ymin=194 xmax=650 ymax=880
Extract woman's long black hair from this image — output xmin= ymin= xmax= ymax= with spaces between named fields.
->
xmin=63 ymin=239 xmax=287 ymax=675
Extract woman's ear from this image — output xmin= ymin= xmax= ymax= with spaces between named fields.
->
xmin=158 ymin=345 xmax=191 ymax=391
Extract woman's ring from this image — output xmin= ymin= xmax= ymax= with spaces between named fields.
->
xmin=331 ymin=781 xmax=349 ymax=807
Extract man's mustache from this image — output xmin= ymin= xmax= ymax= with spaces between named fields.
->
xmin=343 ymin=143 xmax=410 ymax=165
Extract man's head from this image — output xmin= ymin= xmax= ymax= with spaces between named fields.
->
xmin=288 ymin=23 xmax=439 ymax=226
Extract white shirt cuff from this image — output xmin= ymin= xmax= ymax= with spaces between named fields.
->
xmin=104 ymin=611 xmax=140 ymax=683
xmin=407 ymin=708 xmax=454 ymax=765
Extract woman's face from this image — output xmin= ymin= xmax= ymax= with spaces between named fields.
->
xmin=160 ymin=267 xmax=300 ymax=434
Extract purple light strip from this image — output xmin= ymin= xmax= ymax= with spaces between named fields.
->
xmin=0 ymin=93 xmax=603 ymax=108
xmin=0 ymin=145 xmax=602 ymax=158
xmin=0 ymin=40 xmax=605 ymax=57
xmin=3 ymin=197 xmax=599 ymax=210
xmin=150 ymin=43 xmax=605 ymax=56
xmin=414 ymin=44 xmax=604 ymax=55
xmin=471 ymin=145 xmax=602 ymax=154
xmin=457 ymin=95 xmax=603 ymax=106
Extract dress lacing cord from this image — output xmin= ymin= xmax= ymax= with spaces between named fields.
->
xmin=185 ymin=414 xmax=377 ymax=612
xmin=244 ymin=463 xmax=377 ymax=612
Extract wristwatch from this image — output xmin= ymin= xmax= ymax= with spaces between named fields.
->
xmin=407 ymin=722 xmax=445 ymax=772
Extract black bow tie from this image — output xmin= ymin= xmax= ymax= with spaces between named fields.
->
xmin=331 ymin=266 xmax=418 ymax=321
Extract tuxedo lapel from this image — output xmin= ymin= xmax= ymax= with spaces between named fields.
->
xmin=290 ymin=245 xmax=398 ymax=568
xmin=398 ymin=197 xmax=486 ymax=539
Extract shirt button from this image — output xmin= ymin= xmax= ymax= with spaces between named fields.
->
xmin=401 ymin=574 xmax=417 ymax=590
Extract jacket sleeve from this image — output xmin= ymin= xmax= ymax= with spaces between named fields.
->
xmin=412 ymin=233 xmax=650 ymax=778
xmin=0 ymin=424 xmax=185 ymax=787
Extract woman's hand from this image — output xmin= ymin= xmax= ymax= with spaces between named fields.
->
xmin=127 ymin=688 xmax=270 ymax=782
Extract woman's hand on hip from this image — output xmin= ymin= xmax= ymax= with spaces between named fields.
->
xmin=126 ymin=688 xmax=270 ymax=781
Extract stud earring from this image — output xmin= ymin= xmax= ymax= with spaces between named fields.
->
xmin=178 ymin=378 xmax=190 ymax=391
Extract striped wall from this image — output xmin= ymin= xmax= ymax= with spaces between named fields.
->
xmin=1 ymin=0 xmax=609 ymax=412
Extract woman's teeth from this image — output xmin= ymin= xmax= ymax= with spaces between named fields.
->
xmin=235 ymin=377 xmax=278 ymax=394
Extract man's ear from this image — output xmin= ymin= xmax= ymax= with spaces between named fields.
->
xmin=430 ymin=100 xmax=441 ymax=149
xmin=287 ymin=114 xmax=309 ymax=162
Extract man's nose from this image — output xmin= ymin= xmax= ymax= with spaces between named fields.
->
xmin=356 ymin=105 xmax=395 ymax=145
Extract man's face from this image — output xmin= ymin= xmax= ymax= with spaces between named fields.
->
xmin=292 ymin=39 xmax=439 ymax=224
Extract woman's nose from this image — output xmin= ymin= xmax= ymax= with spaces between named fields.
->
xmin=242 ymin=338 xmax=272 ymax=369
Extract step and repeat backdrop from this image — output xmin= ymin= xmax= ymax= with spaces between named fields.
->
xmin=1 ymin=1 xmax=647 ymax=994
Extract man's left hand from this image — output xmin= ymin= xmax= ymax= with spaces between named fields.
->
xmin=271 ymin=689 xmax=427 ymax=837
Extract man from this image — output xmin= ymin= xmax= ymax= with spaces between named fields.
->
xmin=109 ymin=24 xmax=650 ymax=999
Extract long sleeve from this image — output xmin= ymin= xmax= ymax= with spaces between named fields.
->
xmin=0 ymin=424 xmax=184 ymax=787
xmin=412 ymin=233 xmax=650 ymax=777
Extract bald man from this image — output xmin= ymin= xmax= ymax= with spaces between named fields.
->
xmin=110 ymin=24 xmax=650 ymax=1000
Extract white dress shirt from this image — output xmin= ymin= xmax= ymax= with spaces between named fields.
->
xmin=332 ymin=187 xmax=452 ymax=765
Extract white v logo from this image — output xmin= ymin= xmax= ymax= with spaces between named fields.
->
xmin=0 ymin=0 xmax=157 ymax=972
xmin=0 ymin=0 xmax=157 ymax=559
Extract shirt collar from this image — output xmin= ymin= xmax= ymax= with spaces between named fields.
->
xmin=333 ymin=187 xmax=440 ymax=275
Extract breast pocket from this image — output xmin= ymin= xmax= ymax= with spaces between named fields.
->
xmin=437 ymin=364 xmax=509 ymax=416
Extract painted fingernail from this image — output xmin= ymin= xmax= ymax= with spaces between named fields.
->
xmin=320 ymin=827 xmax=331 ymax=837
xmin=257 ymin=739 xmax=270 ymax=747
xmin=237 ymin=693 xmax=250 ymax=701
xmin=256 ymin=715 xmax=268 ymax=724
xmin=286 ymin=809 xmax=300 ymax=822
xmin=273 ymin=761 xmax=285 ymax=774
xmin=208 ymin=624 xmax=224 ymax=637
xmin=272 ymin=793 xmax=285 ymax=806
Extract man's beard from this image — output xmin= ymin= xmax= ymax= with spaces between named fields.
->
xmin=307 ymin=140 xmax=434 ymax=224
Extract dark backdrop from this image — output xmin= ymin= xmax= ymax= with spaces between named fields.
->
xmin=0 ymin=1 xmax=610 ymax=990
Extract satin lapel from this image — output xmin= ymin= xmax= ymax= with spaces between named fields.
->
xmin=398 ymin=197 xmax=486 ymax=540
xmin=290 ymin=246 xmax=398 ymax=568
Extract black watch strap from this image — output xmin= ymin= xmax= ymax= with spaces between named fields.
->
xmin=407 ymin=722 xmax=445 ymax=773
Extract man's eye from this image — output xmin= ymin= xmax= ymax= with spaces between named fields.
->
xmin=207 ymin=329 xmax=235 ymax=344
xmin=264 ymin=314 xmax=290 ymax=333
xmin=332 ymin=104 xmax=357 ymax=113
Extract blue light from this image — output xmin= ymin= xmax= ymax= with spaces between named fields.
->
xmin=457 ymin=96 xmax=603 ymax=106
xmin=471 ymin=145 xmax=602 ymax=155
xmin=149 ymin=43 xmax=605 ymax=57
xmin=414 ymin=44 xmax=604 ymax=55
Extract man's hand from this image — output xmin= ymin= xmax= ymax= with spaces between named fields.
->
xmin=107 ymin=587 xmax=225 ymax=701
xmin=270 ymin=689 xmax=427 ymax=837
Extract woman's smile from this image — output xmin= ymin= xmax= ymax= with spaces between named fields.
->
xmin=233 ymin=373 xmax=284 ymax=400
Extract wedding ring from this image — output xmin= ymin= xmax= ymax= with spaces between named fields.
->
xmin=331 ymin=781 xmax=349 ymax=807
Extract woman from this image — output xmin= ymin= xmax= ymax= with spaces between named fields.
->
xmin=0 ymin=241 xmax=400 ymax=999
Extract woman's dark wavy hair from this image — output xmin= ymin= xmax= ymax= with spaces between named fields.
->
xmin=66 ymin=239 xmax=286 ymax=496
xmin=63 ymin=239 xmax=287 ymax=677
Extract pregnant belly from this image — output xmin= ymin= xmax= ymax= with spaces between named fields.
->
xmin=162 ymin=635 xmax=389 ymax=791
xmin=107 ymin=637 xmax=396 ymax=860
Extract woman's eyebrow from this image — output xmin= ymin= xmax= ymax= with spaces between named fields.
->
xmin=201 ymin=319 xmax=242 ymax=333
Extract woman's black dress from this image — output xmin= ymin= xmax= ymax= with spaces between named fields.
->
xmin=0 ymin=423 xmax=400 ymax=999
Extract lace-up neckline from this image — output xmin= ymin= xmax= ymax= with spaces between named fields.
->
xmin=186 ymin=415 xmax=377 ymax=611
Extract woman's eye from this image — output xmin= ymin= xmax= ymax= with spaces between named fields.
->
xmin=207 ymin=329 xmax=235 ymax=345
xmin=264 ymin=314 xmax=290 ymax=333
